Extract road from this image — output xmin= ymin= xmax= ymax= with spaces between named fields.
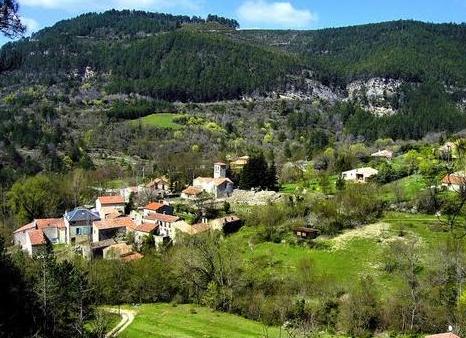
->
xmin=104 ymin=307 xmax=136 ymax=337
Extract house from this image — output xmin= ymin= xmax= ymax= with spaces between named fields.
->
xmin=96 ymin=195 xmax=126 ymax=220
xmin=143 ymin=201 xmax=173 ymax=216
xmin=230 ymin=156 xmax=249 ymax=171
xmin=191 ymin=162 xmax=234 ymax=199
xmin=210 ymin=215 xmax=242 ymax=234
xmin=14 ymin=218 xmax=66 ymax=252
xmin=371 ymin=149 xmax=393 ymax=160
xmin=181 ymin=186 xmax=203 ymax=200
xmin=441 ymin=172 xmax=466 ymax=191
xmin=24 ymin=229 xmax=48 ymax=256
xmin=64 ymin=208 xmax=100 ymax=244
xmin=341 ymin=167 xmax=379 ymax=183
xmin=190 ymin=222 xmax=211 ymax=235
xmin=143 ymin=213 xmax=180 ymax=238
xmin=293 ymin=227 xmax=319 ymax=240
xmin=92 ymin=217 xmax=136 ymax=243
xmin=146 ymin=176 xmax=171 ymax=192
xmin=133 ymin=222 xmax=158 ymax=244
xmin=120 ymin=185 xmax=144 ymax=203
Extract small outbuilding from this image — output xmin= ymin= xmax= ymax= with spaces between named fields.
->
xmin=293 ymin=227 xmax=319 ymax=240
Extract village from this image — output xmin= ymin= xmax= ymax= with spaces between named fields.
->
xmin=11 ymin=142 xmax=466 ymax=263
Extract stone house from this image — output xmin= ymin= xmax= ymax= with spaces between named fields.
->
xmin=14 ymin=218 xmax=66 ymax=255
xmin=341 ymin=167 xmax=379 ymax=183
xmin=96 ymin=195 xmax=126 ymax=220
xmin=92 ymin=216 xmax=136 ymax=243
xmin=64 ymin=208 xmax=100 ymax=244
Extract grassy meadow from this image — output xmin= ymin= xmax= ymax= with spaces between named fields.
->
xmin=119 ymin=303 xmax=289 ymax=338
xmin=129 ymin=113 xmax=184 ymax=129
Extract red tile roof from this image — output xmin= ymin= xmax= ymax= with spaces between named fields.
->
xmin=98 ymin=195 xmax=125 ymax=205
xmin=93 ymin=217 xmax=136 ymax=231
xmin=28 ymin=229 xmax=47 ymax=246
xmin=14 ymin=222 xmax=35 ymax=234
xmin=14 ymin=218 xmax=65 ymax=234
xmin=144 ymin=202 xmax=165 ymax=211
xmin=36 ymin=218 xmax=65 ymax=229
xmin=182 ymin=186 xmax=202 ymax=196
xmin=144 ymin=213 xmax=179 ymax=223
xmin=135 ymin=223 xmax=158 ymax=233
xmin=442 ymin=174 xmax=466 ymax=186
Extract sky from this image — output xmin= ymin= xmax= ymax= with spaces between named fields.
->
xmin=2 ymin=0 xmax=466 ymax=44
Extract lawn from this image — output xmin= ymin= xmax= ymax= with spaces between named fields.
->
xmin=130 ymin=113 xmax=184 ymax=129
xmin=119 ymin=303 xmax=288 ymax=338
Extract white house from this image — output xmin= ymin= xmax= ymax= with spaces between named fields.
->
xmin=371 ymin=149 xmax=393 ymax=160
xmin=341 ymin=167 xmax=379 ymax=183
xmin=143 ymin=213 xmax=180 ymax=238
xmin=14 ymin=218 xmax=66 ymax=255
xmin=191 ymin=162 xmax=234 ymax=199
xmin=96 ymin=195 xmax=126 ymax=220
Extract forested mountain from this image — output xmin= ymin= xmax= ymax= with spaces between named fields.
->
xmin=240 ymin=21 xmax=466 ymax=87
xmin=0 ymin=10 xmax=466 ymax=182
xmin=1 ymin=11 xmax=466 ymax=98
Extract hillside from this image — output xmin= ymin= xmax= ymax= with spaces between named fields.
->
xmin=1 ymin=11 xmax=466 ymax=184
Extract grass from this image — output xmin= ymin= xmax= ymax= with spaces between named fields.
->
xmin=225 ymin=211 xmax=457 ymax=300
xmin=130 ymin=113 xmax=184 ymax=130
xmin=381 ymin=175 xmax=427 ymax=202
xmin=84 ymin=311 xmax=120 ymax=335
xmin=119 ymin=303 xmax=288 ymax=338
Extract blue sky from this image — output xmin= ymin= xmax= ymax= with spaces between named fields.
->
xmin=3 ymin=0 xmax=466 ymax=45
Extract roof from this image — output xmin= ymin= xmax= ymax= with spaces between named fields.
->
xmin=14 ymin=222 xmax=36 ymax=234
xmin=144 ymin=213 xmax=179 ymax=223
xmin=146 ymin=176 xmax=170 ymax=188
xmin=191 ymin=223 xmax=211 ymax=235
xmin=214 ymin=161 xmax=227 ymax=166
xmin=442 ymin=173 xmax=466 ymax=186
xmin=342 ymin=167 xmax=379 ymax=176
xmin=371 ymin=149 xmax=393 ymax=158
xmin=90 ymin=238 xmax=117 ymax=250
xmin=214 ymin=215 xmax=241 ymax=224
xmin=28 ymin=229 xmax=47 ymax=246
xmin=121 ymin=252 xmax=144 ymax=262
xmin=182 ymin=186 xmax=203 ymax=196
xmin=36 ymin=218 xmax=65 ymax=229
xmin=93 ymin=217 xmax=136 ymax=231
xmin=14 ymin=218 xmax=65 ymax=234
xmin=294 ymin=227 xmax=319 ymax=233
xmin=97 ymin=195 xmax=125 ymax=205
xmin=194 ymin=177 xmax=233 ymax=186
xmin=135 ymin=223 xmax=158 ymax=233
xmin=144 ymin=202 xmax=165 ymax=211
xmin=425 ymin=333 xmax=461 ymax=338
xmin=65 ymin=208 xmax=100 ymax=222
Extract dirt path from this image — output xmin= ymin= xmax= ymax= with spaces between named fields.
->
xmin=104 ymin=308 xmax=136 ymax=337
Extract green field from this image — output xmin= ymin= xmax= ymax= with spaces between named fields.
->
xmin=130 ymin=113 xmax=184 ymax=129
xmin=119 ymin=303 xmax=288 ymax=338
xmin=227 ymin=212 xmax=450 ymax=299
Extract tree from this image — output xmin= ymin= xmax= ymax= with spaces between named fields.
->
xmin=7 ymin=175 xmax=63 ymax=223
xmin=0 ymin=0 xmax=25 ymax=38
